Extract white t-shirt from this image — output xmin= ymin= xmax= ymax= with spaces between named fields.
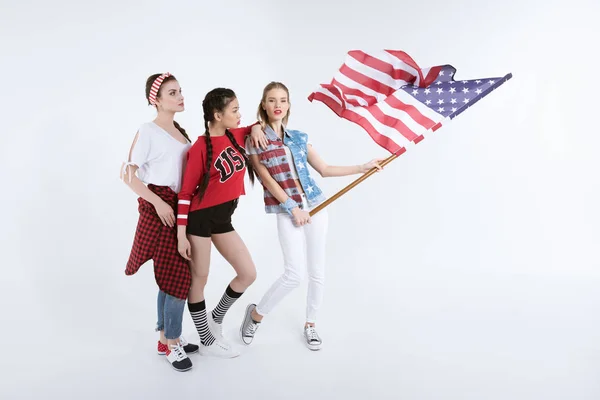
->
xmin=282 ymin=144 xmax=300 ymax=180
xmin=122 ymin=122 xmax=191 ymax=193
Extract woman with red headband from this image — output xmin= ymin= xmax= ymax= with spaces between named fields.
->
xmin=121 ymin=73 xmax=198 ymax=372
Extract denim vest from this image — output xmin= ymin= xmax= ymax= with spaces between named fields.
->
xmin=246 ymin=125 xmax=326 ymax=214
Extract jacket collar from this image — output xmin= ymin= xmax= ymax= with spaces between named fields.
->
xmin=264 ymin=124 xmax=292 ymax=141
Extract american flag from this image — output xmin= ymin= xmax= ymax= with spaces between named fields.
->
xmin=308 ymin=50 xmax=512 ymax=154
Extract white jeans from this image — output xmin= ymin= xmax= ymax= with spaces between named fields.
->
xmin=256 ymin=196 xmax=328 ymax=323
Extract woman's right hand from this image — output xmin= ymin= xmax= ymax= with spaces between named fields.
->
xmin=153 ymin=200 xmax=175 ymax=227
xmin=177 ymin=236 xmax=192 ymax=261
xmin=250 ymin=124 xmax=268 ymax=150
xmin=291 ymin=207 xmax=311 ymax=226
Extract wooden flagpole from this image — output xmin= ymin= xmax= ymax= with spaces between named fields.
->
xmin=309 ymin=152 xmax=400 ymax=216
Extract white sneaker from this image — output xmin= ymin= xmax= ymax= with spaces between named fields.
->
xmin=165 ymin=343 xmax=193 ymax=371
xmin=199 ymin=339 xmax=240 ymax=358
xmin=303 ymin=326 xmax=322 ymax=351
xmin=208 ymin=312 xmax=225 ymax=342
xmin=240 ymin=303 xmax=261 ymax=345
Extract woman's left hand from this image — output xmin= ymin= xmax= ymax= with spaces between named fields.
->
xmin=359 ymin=159 xmax=384 ymax=173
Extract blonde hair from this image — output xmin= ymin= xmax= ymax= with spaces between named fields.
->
xmin=257 ymin=81 xmax=291 ymax=130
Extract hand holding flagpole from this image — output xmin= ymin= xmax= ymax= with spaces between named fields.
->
xmin=309 ymin=151 xmax=402 ymax=216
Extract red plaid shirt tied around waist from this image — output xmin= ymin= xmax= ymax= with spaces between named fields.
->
xmin=125 ymin=184 xmax=191 ymax=300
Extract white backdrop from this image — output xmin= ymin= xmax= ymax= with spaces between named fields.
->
xmin=1 ymin=0 xmax=599 ymax=399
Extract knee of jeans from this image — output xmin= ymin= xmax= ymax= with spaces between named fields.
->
xmin=281 ymin=268 xmax=303 ymax=287
xmin=307 ymin=270 xmax=325 ymax=284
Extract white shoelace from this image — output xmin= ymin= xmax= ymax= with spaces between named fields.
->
xmin=244 ymin=321 xmax=258 ymax=336
xmin=214 ymin=340 xmax=231 ymax=351
xmin=305 ymin=327 xmax=319 ymax=342
xmin=170 ymin=344 xmax=187 ymax=361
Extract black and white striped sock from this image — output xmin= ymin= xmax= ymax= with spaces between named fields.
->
xmin=188 ymin=300 xmax=215 ymax=346
xmin=211 ymin=285 xmax=243 ymax=324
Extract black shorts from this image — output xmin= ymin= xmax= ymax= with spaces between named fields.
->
xmin=186 ymin=199 xmax=239 ymax=238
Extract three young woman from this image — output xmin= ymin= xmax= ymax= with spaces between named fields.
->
xmin=240 ymin=82 xmax=382 ymax=350
xmin=123 ymin=75 xmax=380 ymax=372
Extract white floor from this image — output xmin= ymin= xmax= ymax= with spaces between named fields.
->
xmin=3 ymin=247 xmax=599 ymax=400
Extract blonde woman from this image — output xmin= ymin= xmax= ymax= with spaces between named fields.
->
xmin=240 ymin=82 xmax=383 ymax=350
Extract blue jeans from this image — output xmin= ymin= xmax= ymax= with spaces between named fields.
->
xmin=156 ymin=290 xmax=185 ymax=339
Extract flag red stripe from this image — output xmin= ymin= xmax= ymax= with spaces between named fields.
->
xmin=344 ymin=97 xmax=362 ymax=107
xmin=320 ymin=84 xmax=345 ymax=106
xmin=309 ymin=91 xmax=343 ymax=117
xmin=339 ymin=64 xmax=394 ymax=96
xmin=332 ymin=78 xmax=378 ymax=106
xmin=349 ymin=50 xmax=417 ymax=83
xmin=342 ymin=109 xmax=404 ymax=154
xmin=384 ymin=95 xmax=438 ymax=130
xmin=383 ymin=50 xmax=420 ymax=70
xmin=321 ymin=84 xmax=363 ymax=107
xmin=384 ymin=50 xmax=424 ymax=82
xmin=422 ymin=66 xmax=443 ymax=87
xmin=366 ymin=105 xmax=419 ymax=142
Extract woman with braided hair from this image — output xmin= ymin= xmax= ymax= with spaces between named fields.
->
xmin=176 ymin=87 xmax=265 ymax=358
xmin=121 ymin=73 xmax=198 ymax=372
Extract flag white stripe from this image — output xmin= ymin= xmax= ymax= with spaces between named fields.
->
xmin=351 ymin=51 xmax=423 ymax=88
xmin=375 ymin=101 xmax=436 ymax=137
xmin=315 ymin=87 xmax=344 ymax=107
xmin=351 ymin=106 xmax=413 ymax=147
xmin=344 ymin=55 xmax=407 ymax=90
xmin=380 ymin=50 xmax=422 ymax=81
xmin=334 ymin=73 xmax=386 ymax=105
xmin=390 ymin=90 xmax=446 ymax=123
xmin=342 ymin=92 xmax=369 ymax=107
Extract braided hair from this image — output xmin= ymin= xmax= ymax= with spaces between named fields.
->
xmin=196 ymin=88 xmax=255 ymax=203
xmin=145 ymin=73 xmax=191 ymax=143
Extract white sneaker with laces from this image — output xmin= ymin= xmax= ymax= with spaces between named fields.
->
xmin=240 ymin=303 xmax=261 ymax=345
xmin=303 ymin=326 xmax=322 ymax=351
xmin=208 ymin=313 xmax=225 ymax=342
xmin=165 ymin=343 xmax=193 ymax=371
xmin=199 ymin=339 xmax=240 ymax=358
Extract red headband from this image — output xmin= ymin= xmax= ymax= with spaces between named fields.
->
xmin=148 ymin=72 xmax=171 ymax=105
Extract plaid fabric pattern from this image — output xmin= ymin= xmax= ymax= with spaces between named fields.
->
xmin=125 ymin=184 xmax=191 ymax=300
